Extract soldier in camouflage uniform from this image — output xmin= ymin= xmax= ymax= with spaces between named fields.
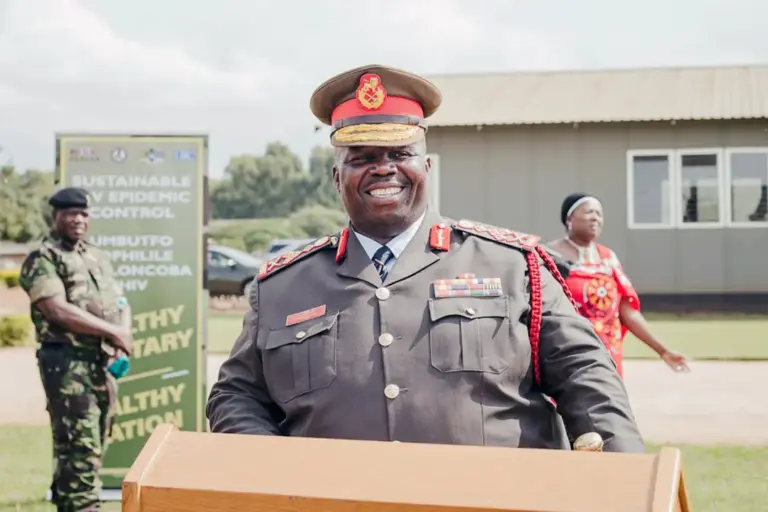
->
xmin=19 ymin=187 xmax=133 ymax=512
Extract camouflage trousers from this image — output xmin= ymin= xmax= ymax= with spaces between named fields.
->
xmin=37 ymin=344 xmax=116 ymax=512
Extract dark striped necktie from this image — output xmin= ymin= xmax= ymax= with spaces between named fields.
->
xmin=372 ymin=246 xmax=394 ymax=281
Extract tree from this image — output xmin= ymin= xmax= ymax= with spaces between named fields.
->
xmin=307 ymin=146 xmax=342 ymax=210
xmin=0 ymin=166 xmax=55 ymax=243
xmin=210 ymin=142 xmax=342 ymax=219
xmin=0 ymin=141 xmax=344 ymax=246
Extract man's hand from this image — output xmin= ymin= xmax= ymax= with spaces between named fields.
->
xmin=109 ymin=328 xmax=134 ymax=357
xmin=37 ymin=296 xmax=134 ymax=352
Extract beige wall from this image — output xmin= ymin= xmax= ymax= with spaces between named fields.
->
xmin=426 ymin=120 xmax=768 ymax=294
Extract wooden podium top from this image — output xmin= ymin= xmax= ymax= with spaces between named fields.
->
xmin=124 ymin=424 xmax=690 ymax=512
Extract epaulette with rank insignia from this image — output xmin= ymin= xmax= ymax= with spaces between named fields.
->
xmin=257 ymin=234 xmax=339 ymax=281
xmin=452 ymin=219 xmax=540 ymax=252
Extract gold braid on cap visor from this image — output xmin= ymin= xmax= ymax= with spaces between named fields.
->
xmin=332 ymin=123 xmax=424 ymax=144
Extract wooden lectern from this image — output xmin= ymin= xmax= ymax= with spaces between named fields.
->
xmin=123 ymin=424 xmax=691 ymax=512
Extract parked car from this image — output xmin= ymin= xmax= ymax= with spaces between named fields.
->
xmin=207 ymin=244 xmax=263 ymax=297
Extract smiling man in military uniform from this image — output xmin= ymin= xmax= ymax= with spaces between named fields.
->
xmin=19 ymin=187 xmax=133 ymax=512
xmin=206 ymin=65 xmax=645 ymax=453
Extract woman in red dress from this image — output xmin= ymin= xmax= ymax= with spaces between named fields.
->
xmin=547 ymin=193 xmax=690 ymax=377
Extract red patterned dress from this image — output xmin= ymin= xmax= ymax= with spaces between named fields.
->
xmin=562 ymin=242 xmax=640 ymax=377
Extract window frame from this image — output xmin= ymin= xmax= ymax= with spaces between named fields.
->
xmin=626 ymin=149 xmax=675 ymax=230
xmin=627 ymin=148 xmax=736 ymax=230
xmin=675 ymin=147 xmax=725 ymax=229
xmin=724 ymin=147 xmax=768 ymax=229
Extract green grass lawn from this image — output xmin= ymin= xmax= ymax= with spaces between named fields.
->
xmin=623 ymin=317 xmax=768 ymax=360
xmin=0 ymin=425 xmax=765 ymax=512
xmin=207 ymin=312 xmax=768 ymax=360
xmin=207 ymin=313 xmax=245 ymax=354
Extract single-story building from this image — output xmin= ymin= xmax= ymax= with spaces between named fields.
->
xmin=424 ymin=64 xmax=768 ymax=310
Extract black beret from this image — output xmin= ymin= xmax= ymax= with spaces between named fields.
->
xmin=48 ymin=187 xmax=92 ymax=210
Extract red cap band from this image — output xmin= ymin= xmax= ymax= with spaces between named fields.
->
xmin=331 ymin=96 xmax=424 ymax=125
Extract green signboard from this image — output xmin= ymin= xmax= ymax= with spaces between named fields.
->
xmin=55 ymin=134 xmax=208 ymax=491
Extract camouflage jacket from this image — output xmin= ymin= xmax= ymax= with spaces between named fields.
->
xmin=19 ymin=233 xmax=124 ymax=348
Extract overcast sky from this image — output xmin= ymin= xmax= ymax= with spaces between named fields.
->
xmin=0 ymin=0 xmax=765 ymax=178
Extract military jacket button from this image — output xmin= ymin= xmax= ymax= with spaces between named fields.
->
xmin=384 ymin=384 xmax=400 ymax=399
xmin=378 ymin=333 xmax=394 ymax=347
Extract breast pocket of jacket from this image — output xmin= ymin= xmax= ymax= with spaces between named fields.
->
xmin=428 ymin=297 xmax=511 ymax=374
xmin=263 ymin=312 xmax=339 ymax=403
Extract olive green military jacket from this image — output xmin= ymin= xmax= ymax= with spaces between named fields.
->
xmin=206 ymin=210 xmax=645 ymax=452
xmin=20 ymin=233 xmax=123 ymax=348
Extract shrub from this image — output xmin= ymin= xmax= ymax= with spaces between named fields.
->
xmin=0 ymin=315 xmax=33 ymax=347
xmin=210 ymin=218 xmax=304 ymax=254
xmin=3 ymin=273 xmax=20 ymax=288
xmin=209 ymin=237 xmax=248 ymax=252
xmin=208 ymin=206 xmax=349 ymax=254
xmin=0 ymin=267 xmax=20 ymax=279
xmin=288 ymin=205 xmax=348 ymax=238
xmin=241 ymin=218 xmax=307 ymax=253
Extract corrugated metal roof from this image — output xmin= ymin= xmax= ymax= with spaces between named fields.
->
xmin=425 ymin=64 xmax=768 ymax=127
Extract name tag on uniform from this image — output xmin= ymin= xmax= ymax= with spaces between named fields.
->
xmin=433 ymin=277 xmax=503 ymax=298
xmin=285 ymin=305 xmax=327 ymax=326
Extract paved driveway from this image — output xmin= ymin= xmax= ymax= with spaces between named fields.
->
xmin=2 ymin=348 xmax=765 ymax=445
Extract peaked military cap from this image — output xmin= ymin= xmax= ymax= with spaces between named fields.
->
xmin=48 ymin=187 xmax=92 ymax=209
xmin=310 ymin=64 xmax=442 ymax=147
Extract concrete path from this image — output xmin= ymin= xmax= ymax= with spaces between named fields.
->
xmin=622 ymin=359 xmax=767 ymax=445
xmin=2 ymin=348 xmax=766 ymax=445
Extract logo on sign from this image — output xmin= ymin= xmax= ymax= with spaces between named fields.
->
xmin=141 ymin=149 xmax=165 ymax=163
xmin=175 ymin=150 xmax=196 ymax=161
xmin=111 ymin=148 xmax=127 ymax=163
xmin=68 ymin=147 xmax=99 ymax=162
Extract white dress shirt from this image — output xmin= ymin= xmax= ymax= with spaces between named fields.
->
xmin=352 ymin=211 xmax=427 ymax=274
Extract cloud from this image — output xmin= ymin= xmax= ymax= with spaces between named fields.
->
xmin=1 ymin=0 xmax=765 ymax=178
xmin=380 ymin=0 xmax=485 ymax=46
xmin=0 ymin=0 xmax=271 ymax=108
xmin=359 ymin=0 xmax=571 ymax=73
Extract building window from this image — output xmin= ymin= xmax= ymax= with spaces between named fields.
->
xmin=726 ymin=149 xmax=768 ymax=226
xmin=627 ymin=151 xmax=674 ymax=228
xmin=678 ymin=150 xmax=723 ymax=227
xmin=628 ymin=149 xmax=731 ymax=229
xmin=426 ymin=153 xmax=441 ymax=214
